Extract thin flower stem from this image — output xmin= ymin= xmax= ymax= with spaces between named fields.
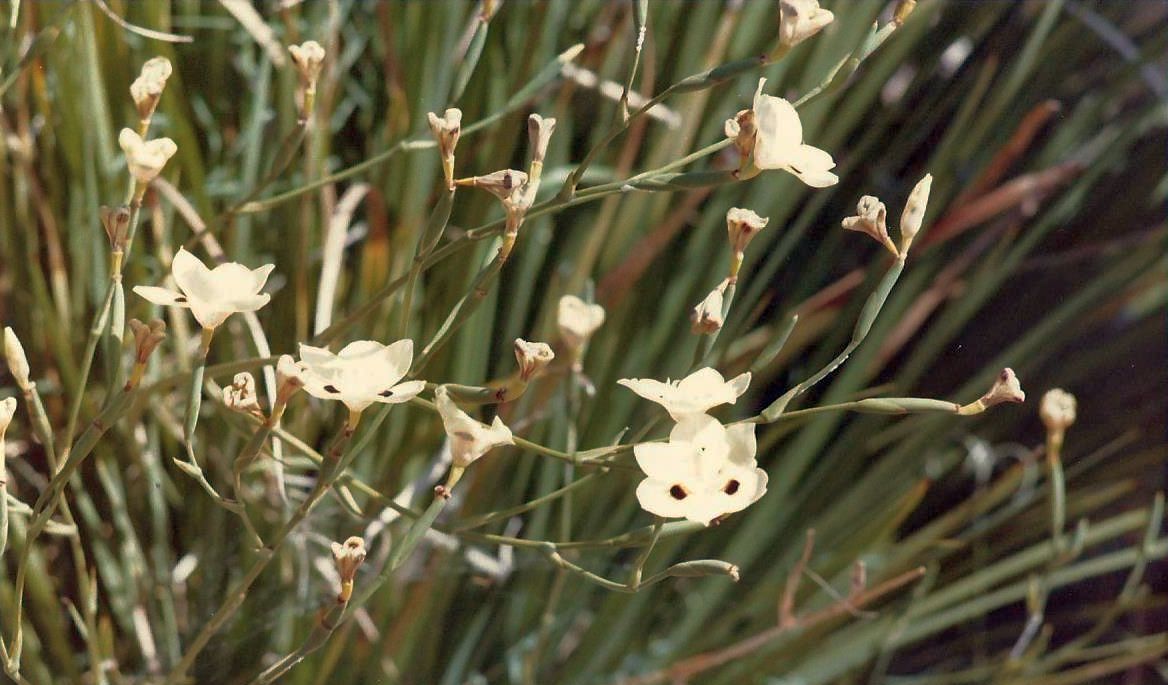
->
xmin=398 ymin=188 xmax=455 ymax=339
xmin=452 ymin=472 xmax=603 ymax=532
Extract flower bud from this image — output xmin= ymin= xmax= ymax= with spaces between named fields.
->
xmin=779 ymin=0 xmax=835 ymax=48
xmin=726 ymin=207 xmax=768 ymax=257
xmin=455 ymin=169 xmax=528 ymax=201
xmin=330 ymin=536 xmax=367 ymax=603
xmin=288 ymin=40 xmax=326 ymax=91
xmin=223 ymin=372 xmax=263 ymax=418
xmin=101 ymin=205 xmax=132 ymax=251
xmin=0 ymin=397 xmax=16 ymax=440
xmin=980 ymin=368 xmax=1026 ymax=407
xmin=128 ymin=318 xmax=167 ymax=365
xmin=842 ymin=196 xmax=897 ymax=255
xmin=129 ymin=56 xmax=173 ymax=124
xmin=725 ymin=109 xmax=756 ymax=167
xmin=557 ymin=295 xmax=606 ymax=351
xmin=514 ymin=339 xmax=555 ymax=381
xmin=275 ymin=354 xmax=307 ymax=406
xmin=899 ymin=173 xmax=932 ymax=256
xmin=690 ymin=282 xmax=727 ymax=335
xmin=427 ymin=108 xmax=463 ymax=189
xmin=3 ymin=327 xmax=31 ymax=392
xmin=1039 ymin=388 xmax=1077 ymax=435
xmin=118 ymin=128 xmax=178 ymax=188
xmin=528 ymin=113 xmax=556 ymax=166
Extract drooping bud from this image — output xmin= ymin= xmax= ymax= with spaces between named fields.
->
xmin=958 ymin=368 xmax=1025 ymax=415
xmin=118 ymin=128 xmax=178 ymax=190
xmin=899 ymin=173 xmax=933 ymax=257
xmin=528 ymin=114 xmax=556 ymax=167
xmin=514 ymin=339 xmax=555 ymax=381
xmin=691 ymin=281 xmax=728 ymax=335
xmin=3 ymin=327 xmax=31 ymax=392
xmin=726 ymin=207 xmax=769 ymax=278
xmin=223 ymin=372 xmax=263 ymax=419
xmin=778 ymin=0 xmax=835 ymax=48
xmin=427 ymin=108 xmax=463 ymax=190
xmin=330 ymin=536 xmax=367 ymax=603
xmin=1039 ymin=389 xmax=1077 ymax=435
xmin=842 ymin=196 xmax=897 ymax=256
xmin=455 ymin=169 xmax=528 ymax=201
xmin=129 ymin=57 xmax=173 ymax=126
xmin=101 ymin=205 xmax=133 ymax=252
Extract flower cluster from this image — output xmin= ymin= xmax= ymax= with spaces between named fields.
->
xmin=620 ymin=368 xmax=767 ymax=525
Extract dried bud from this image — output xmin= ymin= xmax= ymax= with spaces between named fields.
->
xmin=726 ymin=207 xmax=769 ymax=257
xmin=1039 ymin=388 xmax=1077 ymax=435
xmin=3 ymin=327 xmax=31 ymax=392
xmin=0 ymin=397 xmax=16 ymax=440
xmin=118 ymin=128 xmax=178 ymax=188
xmin=557 ymin=295 xmax=606 ymax=351
xmin=980 ymin=368 xmax=1026 ymax=407
xmin=528 ymin=113 xmax=556 ymax=166
xmin=456 ymin=169 xmax=528 ymax=202
xmin=331 ymin=536 xmax=367 ymax=602
xmin=725 ymin=109 xmax=757 ymax=167
xmin=129 ymin=57 xmax=173 ymax=124
xmin=899 ymin=173 xmax=933 ymax=257
xmin=288 ymin=41 xmax=326 ymax=91
xmin=842 ymin=196 xmax=897 ymax=255
xmin=427 ymin=108 xmax=463 ymax=189
xmin=514 ymin=339 xmax=555 ymax=381
xmin=779 ymin=0 xmax=835 ymax=48
xmin=128 ymin=318 xmax=167 ymax=364
xmin=691 ymin=282 xmax=727 ymax=335
xmin=101 ymin=205 xmax=132 ymax=251
xmin=223 ymin=372 xmax=263 ymax=418
xmin=275 ymin=354 xmax=307 ymax=406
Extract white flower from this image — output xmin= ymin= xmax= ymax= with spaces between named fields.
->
xmin=223 ymin=372 xmax=262 ymax=417
xmin=514 ymin=338 xmax=555 ymax=381
xmin=288 ymin=40 xmax=326 ymax=87
xmin=634 ymin=415 xmax=767 ymax=525
xmin=118 ymin=128 xmax=178 ymax=186
xmin=0 ymin=396 xmax=16 ymax=439
xmin=557 ymin=295 xmax=606 ymax=349
xmin=618 ymin=367 xmax=751 ymax=420
xmin=779 ymin=0 xmax=835 ymax=48
xmin=751 ymin=78 xmax=838 ymax=188
xmin=435 ymin=386 xmax=514 ymax=468
xmin=133 ymin=247 xmax=273 ymax=330
xmin=842 ymin=195 xmax=896 ymax=255
xmin=726 ymin=207 xmax=769 ymax=256
xmin=297 ymin=340 xmax=425 ymax=414
xmin=129 ymin=56 xmax=172 ymax=121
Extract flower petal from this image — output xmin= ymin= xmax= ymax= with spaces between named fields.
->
xmin=372 ymin=379 xmax=425 ymax=404
xmin=726 ymin=372 xmax=752 ymax=401
xmin=785 ymin=144 xmax=839 ymax=188
xmin=380 ymin=338 xmax=415 ymax=380
xmin=710 ymin=465 xmax=768 ymax=517
xmin=298 ymin=343 xmax=336 ymax=368
xmin=636 ymin=478 xmax=699 ymax=520
xmin=752 ymin=92 xmax=802 ymax=169
xmin=133 ymin=285 xmax=189 ymax=308
xmin=249 ymin=263 xmax=276 ymax=292
xmin=724 ymin=423 xmax=758 ymax=465
xmin=634 ymin=442 xmax=700 ymax=481
xmin=187 ymin=298 xmax=231 ymax=330
xmin=171 ymin=247 xmax=212 ymax=300
xmin=617 ymin=377 xmax=671 ymax=403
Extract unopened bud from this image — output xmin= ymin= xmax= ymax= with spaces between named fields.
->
xmin=0 ymin=397 xmax=16 ymax=440
xmin=899 ymin=173 xmax=932 ymax=257
xmin=101 ymin=205 xmax=132 ymax=251
xmin=128 ymin=318 xmax=167 ymax=364
xmin=842 ymin=196 xmax=897 ymax=255
xmin=779 ymin=0 xmax=835 ymax=48
xmin=129 ymin=57 xmax=173 ymax=124
xmin=118 ymin=128 xmax=178 ymax=189
xmin=275 ymin=354 xmax=306 ymax=406
xmin=456 ymin=169 xmax=528 ymax=201
xmin=427 ymin=108 xmax=463 ymax=189
xmin=514 ymin=339 xmax=554 ymax=381
xmin=3 ymin=327 xmax=31 ymax=392
xmin=691 ymin=281 xmax=727 ymax=335
xmin=223 ymin=372 xmax=263 ymax=418
xmin=288 ymin=40 xmax=326 ymax=91
xmin=726 ymin=207 xmax=768 ymax=278
xmin=664 ymin=559 xmax=740 ymax=581
xmin=1039 ymin=388 xmax=1077 ymax=435
xmin=331 ymin=536 xmax=367 ymax=603
xmin=528 ymin=113 xmax=556 ymax=166
xmin=981 ymin=368 xmax=1025 ymax=407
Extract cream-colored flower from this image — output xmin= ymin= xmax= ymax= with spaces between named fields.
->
xmin=1039 ymin=388 xmax=1077 ymax=434
xmin=980 ymin=368 xmax=1026 ymax=407
xmin=528 ymin=113 xmax=556 ymax=165
xmin=118 ymin=128 xmax=178 ymax=187
xmin=750 ymin=79 xmax=838 ymax=187
xmin=130 ymin=56 xmax=173 ymax=122
xmin=726 ymin=207 xmax=769 ymax=256
xmin=899 ymin=173 xmax=932 ymax=255
xmin=557 ymin=295 xmax=606 ymax=349
xmin=691 ymin=283 xmax=726 ymax=335
xmin=133 ymin=247 xmax=273 ymax=330
xmin=779 ymin=0 xmax=835 ymax=48
xmin=3 ymin=327 xmax=31 ymax=392
xmin=842 ymin=195 xmax=897 ymax=255
xmin=297 ymin=340 xmax=425 ymax=414
xmin=427 ymin=108 xmax=463 ymax=188
xmin=618 ymin=367 xmax=751 ymax=420
xmin=634 ymin=415 xmax=767 ymax=525
xmin=514 ymin=339 xmax=555 ymax=381
xmin=223 ymin=372 xmax=262 ymax=417
xmin=288 ymin=40 xmax=326 ymax=88
xmin=458 ymin=168 xmax=529 ymax=201
xmin=435 ymin=386 xmax=514 ymax=468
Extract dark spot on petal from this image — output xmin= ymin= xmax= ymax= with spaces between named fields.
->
xmin=174 ymin=296 xmax=187 ymax=303
xmin=669 ymin=485 xmax=688 ymax=500
xmin=723 ymin=479 xmax=741 ymax=495
xmin=323 ymin=384 xmax=340 ymax=394
xmin=378 ymin=389 xmax=394 ymax=397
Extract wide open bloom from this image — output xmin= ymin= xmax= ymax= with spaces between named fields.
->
xmin=297 ymin=339 xmax=425 ymax=414
xmin=435 ymin=386 xmax=514 ymax=468
xmin=618 ymin=367 xmax=751 ymax=420
xmin=133 ymin=247 xmax=273 ymax=330
xmin=727 ymin=79 xmax=838 ymax=188
xmin=634 ymin=415 xmax=767 ymax=525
